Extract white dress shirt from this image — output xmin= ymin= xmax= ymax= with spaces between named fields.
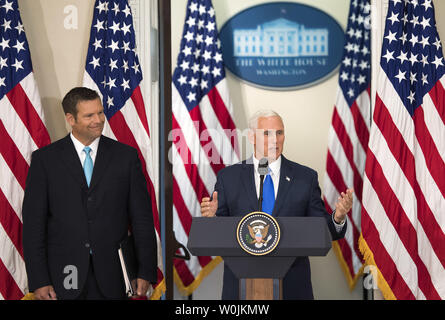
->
xmin=251 ymin=155 xmax=345 ymax=232
xmin=70 ymin=133 xmax=100 ymax=166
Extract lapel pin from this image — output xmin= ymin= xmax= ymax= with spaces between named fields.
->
xmin=286 ymin=176 xmax=290 ymax=182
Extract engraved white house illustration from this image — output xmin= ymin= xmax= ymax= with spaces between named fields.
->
xmin=233 ymin=18 xmax=329 ymax=57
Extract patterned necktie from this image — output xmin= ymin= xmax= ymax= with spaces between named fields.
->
xmin=262 ymin=173 xmax=275 ymax=215
xmin=83 ymin=146 xmax=93 ymax=187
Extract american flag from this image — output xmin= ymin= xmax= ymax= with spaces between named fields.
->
xmin=0 ymin=0 xmax=50 ymax=299
xmin=172 ymin=0 xmax=239 ymax=295
xmin=323 ymin=0 xmax=370 ymax=288
xmin=82 ymin=0 xmax=164 ymax=299
xmin=360 ymin=0 xmax=445 ymax=299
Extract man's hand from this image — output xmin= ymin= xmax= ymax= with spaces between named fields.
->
xmin=334 ymin=188 xmax=354 ymax=224
xmin=135 ymin=278 xmax=150 ymax=297
xmin=34 ymin=285 xmax=57 ymax=300
xmin=201 ymin=191 xmax=218 ymax=217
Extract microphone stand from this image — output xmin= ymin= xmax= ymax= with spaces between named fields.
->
xmin=258 ymin=174 xmax=264 ymax=212
xmin=258 ymin=158 xmax=268 ymax=212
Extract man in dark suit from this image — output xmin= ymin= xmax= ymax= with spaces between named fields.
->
xmin=201 ymin=110 xmax=353 ymax=300
xmin=22 ymin=87 xmax=157 ymax=300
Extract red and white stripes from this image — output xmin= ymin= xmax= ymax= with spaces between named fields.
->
xmin=0 ymin=73 xmax=50 ymax=300
xmin=361 ymin=69 xmax=445 ymax=300
xmin=324 ymin=86 xmax=370 ymax=287
xmin=172 ymin=78 xmax=239 ymax=294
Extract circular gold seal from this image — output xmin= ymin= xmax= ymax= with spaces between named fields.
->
xmin=236 ymin=212 xmax=281 ymax=256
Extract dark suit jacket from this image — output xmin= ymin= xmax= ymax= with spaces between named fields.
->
xmin=22 ymin=135 xmax=157 ymax=299
xmin=214 ymin=155 xmax=347 ymax=300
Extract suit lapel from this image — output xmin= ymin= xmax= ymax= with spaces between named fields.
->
xmin=58 ymin=135 xmax=88 ymax=189
xmin=272 ymin=156 xmax=292 ymax=216
xmin=88 ymin=136 xmax=112 ymax=191
xmin=58 ymin=135 xmax=113 ymax=191
xmin=240 ymin=159 xmax=259 ymax=211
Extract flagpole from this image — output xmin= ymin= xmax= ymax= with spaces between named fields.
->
xmin=158 ymin=0 xmax=174 ymax=300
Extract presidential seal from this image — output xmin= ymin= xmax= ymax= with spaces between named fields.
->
xmin=236 ymin=212 xmax=281 ymax=256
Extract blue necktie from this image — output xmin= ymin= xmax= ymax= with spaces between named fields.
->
xmin=83 ymin=146 xmax=93 ymax=187
xmin=262 ymin=173 xmax=275 ymax=215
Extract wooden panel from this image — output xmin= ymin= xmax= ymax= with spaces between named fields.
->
xmin=245 ymin=279 xmax=282 ymax=300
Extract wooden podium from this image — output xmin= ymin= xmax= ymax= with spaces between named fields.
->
xmin=187 ymin=217 xmax=332 ymax=300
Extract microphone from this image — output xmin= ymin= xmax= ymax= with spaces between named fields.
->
xmin=258 ymin=158 xmax=268 ymax=212
xmin=258 ymin=158 xmax=269 ymax=176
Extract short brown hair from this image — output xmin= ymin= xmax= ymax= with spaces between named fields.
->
xmin=62 ymin=87 xmax=100 ymax=118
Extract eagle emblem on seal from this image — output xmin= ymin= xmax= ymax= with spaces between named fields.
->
xmin=247 ymin=220 xmax=272 ymax=248
xmin=237 ymin=212 xmax=280 ymax=256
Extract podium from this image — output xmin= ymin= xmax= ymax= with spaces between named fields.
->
xmin=187 ymin=216 xmax=332 ymax=300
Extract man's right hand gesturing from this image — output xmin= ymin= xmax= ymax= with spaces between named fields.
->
xmin=200 ymin=191 xmax=218 ymax=217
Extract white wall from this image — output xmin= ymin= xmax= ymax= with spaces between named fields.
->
xmin=18 ymin=0 xmax=93 ymax=140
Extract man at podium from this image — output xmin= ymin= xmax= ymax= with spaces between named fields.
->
xmin=201 ymin=110 xmax=353 ymax=300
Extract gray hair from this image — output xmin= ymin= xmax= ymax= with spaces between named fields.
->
xmin=248 ymin=109 xmax=283 ymax=130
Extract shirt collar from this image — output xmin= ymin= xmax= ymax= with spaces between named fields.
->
xmin=253 ymin=155 xmax=281 ymax=177
xmin=70 ymin=133 xmax=100 ymax=155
